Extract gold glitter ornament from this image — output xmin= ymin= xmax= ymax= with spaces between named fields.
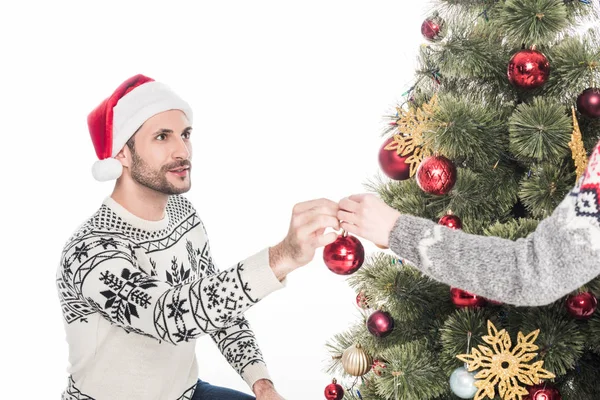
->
xmin=387 ymin=94 xmax=440 ymax=177
xmin=341 ymin=343 xmax=373 ymax=376
xmin=456 ymin=320 xmax=555 ymax=400
xmin=568 ymin=106 xmax=589 ymax=182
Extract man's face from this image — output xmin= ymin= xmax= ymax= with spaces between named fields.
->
xmin=126 ymin=109 xmax=192 ymax=195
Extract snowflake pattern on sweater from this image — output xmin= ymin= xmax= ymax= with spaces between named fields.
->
xmin=56 ymin=195 xmax=283 ymax=400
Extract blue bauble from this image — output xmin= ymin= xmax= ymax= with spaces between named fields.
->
xmin=449 ymin=366 xmax=477 ymax=399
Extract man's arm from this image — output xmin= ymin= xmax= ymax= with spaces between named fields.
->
xmin=60 ymin=232 xmax=284 ymax=344
xmin=387 ymin=143 xmax=600 ymax=306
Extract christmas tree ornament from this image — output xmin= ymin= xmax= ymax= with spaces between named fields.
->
xmin=356 ymin=291 xmax=369 ymax=309
xmin=451 ymin=288 xmax=486 ymax=308
xmin=421 ymin=15 xmax=444 ymax=41
xmin=439 ymin=211 xmax=462 ymax=229
xmin=566 ymin=291 xmax=598 ymax=319
xmin=456 ymin=320 xmax=555 ymax=400
xmin=416 ymin=155 xmax=457 ymax=195
xmin=449 ymin=366 xmax=478 ymax=399
xmin=507 ymin=49 xmax=550 ymax=89
xmin=367 ymin=310 xmax=394 ymax=337
xmin=372 ymin=359 xmax=387 ymax=376
xmin=342 ymin=343 xmax=373 ymax=376
xmin=568 ymin=106 xmax=589 ymax=181
xmin=387 ymin=94 xmax=439 ymax=177
xmin=379 ymin=136 xmax=413 ymax=180
xmin=576 ymin=87 xmax=600 ymax=118
xmin=324 ymin=378 xmax=344 ymax=400
xmin=323 ymin=230 xmax=365 ymax=275
xmin=523 ymin=382 xmax=562 ymax=400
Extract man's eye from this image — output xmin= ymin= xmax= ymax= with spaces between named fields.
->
xmin=156 ymin=134 xmax=166 ymax=140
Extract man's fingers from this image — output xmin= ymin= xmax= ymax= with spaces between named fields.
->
xmin=292 ymin=198 xmax=339 ymax=215
xmin=338 ymin=197 xmax=360 ymax=213
xmin=337 ymin=210 xmax=358 ymax=225
xmin=340 ymin=221 xmax=362 ymax=237
xmin=316 ymin=231 xmax=338 ymax=247
xmin=300 ymin=215 xmax=340 ymax=237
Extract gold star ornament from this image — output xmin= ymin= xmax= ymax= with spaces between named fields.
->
xmin=456 ymin=320 xmax=555 ymax=400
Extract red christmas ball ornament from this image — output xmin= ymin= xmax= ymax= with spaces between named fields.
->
xmin=367 ymin=310 xmax=394 ymax=338
xmin=421 ymin=16 xmax=444 ymax=41
xmin=451 ymin=288 xmax=487 ymax=308
xmin=566 ymin=291 xmax=598 ymax=319
xmin=524 ymin=382 xmax=562 ymax=400
xmin=416 ymin=155 xmax=457 ymax=195
xmin=323 ymin=231 xmax=365 ymax=275
xmin=356 ymin=291 xmax=369 ymax=309
xmin=324 ymin=378 xmax=344 ymax=400
xmin=576 ymin=88 xmax=600 ymax=118
xmin=438 ymin=212 xmax=462 ymax=229
xmin=507 ymin=49 xmax=550 ymax=89
xmin=372 ymin=359 xmax=387 ymax=376
xmin=378 ymin=136 xmax=413 ymax=181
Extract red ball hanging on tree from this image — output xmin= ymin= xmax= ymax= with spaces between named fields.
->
xmin=324 ymin=378 xmax=344 ymax=400
xmin=576 ymin=88 xmax=600 ymax=118
xmin=507 ymin=49 xmax=550 ymax=89
xmin=416 ymin=155 xmax=457 ymax=195
xmin=438 ymin=212 xmax=462 ymax=229
xmin=524 ymin=382 xmax=562 ymax=400
xmin=367 ymin=310 xmax=394 ymax=338
xmin=421 ymin=16 xmax=444 ymax=41
xmin=566 ymin=291 xmax=598 ymax=319
xmin=356 ymin=291 xmax=369 ymax=309
xmin=323 ymin=230 xmax=365 ymax=275
xmin=451 ymin=288 xmax=487 ymax=308
xmin=372 ymin=359 xmax=387 ymax=376
xmin=378 ymin=136 xmax=413 ymax=181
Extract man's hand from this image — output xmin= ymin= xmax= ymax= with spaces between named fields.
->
xmin=253 ymin=379 xmax=285 ymax=400
xmin=337 ymin=193 xmax=401 ymax=248
xmin=269 ymin=198 xmax=340 ymax=280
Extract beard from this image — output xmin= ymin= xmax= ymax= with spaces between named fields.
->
xmin=129 ymin=150 xmax=191 ymax=195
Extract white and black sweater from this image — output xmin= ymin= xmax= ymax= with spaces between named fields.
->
xmin=56 ymin=194 xmax=285 ymax=400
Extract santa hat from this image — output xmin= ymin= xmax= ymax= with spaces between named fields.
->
xmin=87 ymin=74 xmax=193 ymax=181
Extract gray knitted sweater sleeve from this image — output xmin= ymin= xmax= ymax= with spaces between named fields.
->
xmin=388 ymin=141 xmax=600 ymax=307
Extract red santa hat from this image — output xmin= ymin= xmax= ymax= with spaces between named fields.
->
xmin=87 ymin=74 xmax=193 ymax=181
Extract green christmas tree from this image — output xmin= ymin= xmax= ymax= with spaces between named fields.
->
xmin=324 ymin=1 xmax=600 ymax=399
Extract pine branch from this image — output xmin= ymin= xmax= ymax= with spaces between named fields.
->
xmin=518 ymin=159 xmax=575 ymax=218
xmin=508 ymin=96 xmax=573 ymax=162
xmin=498 ymin=0 xmax=569 ymax=46
xmin=483 ymin=217 xmax=540 ymax=239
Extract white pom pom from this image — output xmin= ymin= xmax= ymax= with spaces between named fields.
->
xmin=92 ymin=158 xmax=123 ymax=181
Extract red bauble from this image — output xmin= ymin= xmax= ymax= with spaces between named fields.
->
xmin=416 ymin=155 xmax=457 ymax=195
xmin=378 ymin=136 xmax=413 ymax=180
xmin=372 ymin=359 xmax=387 ymax=376
xmin=438 ymin=213 xmax=462 ymax=229
xmin=356 ymin=291 xmax=369 ymax=309
xmin=367 ymin=310 xmax=394 ymax=337
xmin=566 ymin=291 xmax=598 ymax=319
xmin=507 ymin=49 xmax=550 ymax=89
xmin=451 ymin=288 xmax=487 ymax=308
xmin=421 ymin=17 xmax=444 ymax=41
xmin=323 ymin=232 xmax=365 ymax=275
xmin=324 ymin=378 xmax=344 ymax=400
xmin=576 ymin=88 xmax=600 ymax=118
xmin=524 ymin=382 xmax=562 ymax=400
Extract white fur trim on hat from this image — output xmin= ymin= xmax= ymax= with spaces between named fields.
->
xmin=111 ymin=81 xmax=194 ymax=158
xmin=92 ymin=158 xmax=123 ymax=181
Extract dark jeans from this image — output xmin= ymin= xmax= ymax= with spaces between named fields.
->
xmin=191 ymin=379 xmax=256 ymax=400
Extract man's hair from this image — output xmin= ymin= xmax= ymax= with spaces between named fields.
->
xmin=126 ymin=125 xmax=142 ymax=153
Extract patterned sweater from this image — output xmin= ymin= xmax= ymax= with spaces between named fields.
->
xmin=389 ymin=140 xmax=600 ymax=306
xmin=56 ymin=194 xmax=285 ymax=400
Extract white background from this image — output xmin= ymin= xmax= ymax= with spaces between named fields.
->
xmin=1 ymin=1 xmax=430 ymax=398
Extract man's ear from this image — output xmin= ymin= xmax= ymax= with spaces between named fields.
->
xmin=115 ymin=147 xmax=131 ymax=168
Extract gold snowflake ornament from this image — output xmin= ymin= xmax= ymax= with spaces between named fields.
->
xmin=456 ymin=320 xmax=555 ymax=400
xmin=386 ymin=94 xmax=439 ymax=177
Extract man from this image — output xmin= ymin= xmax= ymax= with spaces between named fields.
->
xmin=338 ymin=139 xmax=600 ymax=306
xmin=56 ymin=74 xmax=340 ymax=400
